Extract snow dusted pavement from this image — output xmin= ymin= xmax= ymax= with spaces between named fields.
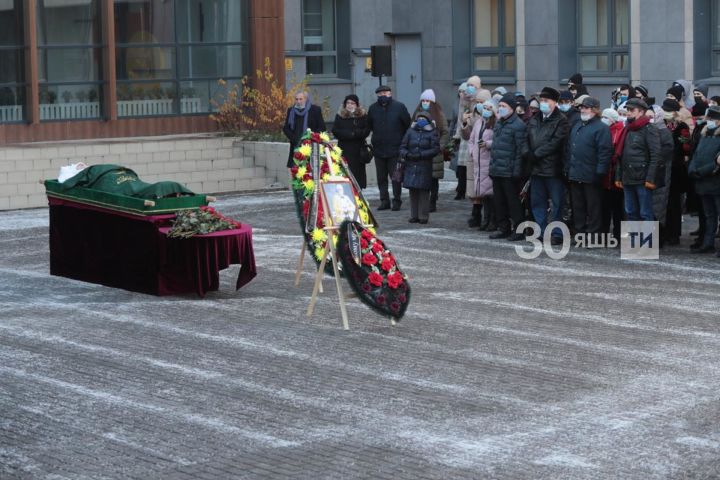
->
xmin=1 ymin=180 xmax=720 ymax=479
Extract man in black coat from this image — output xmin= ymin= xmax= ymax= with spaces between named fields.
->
xmin=526 ymin=87 xmax=570 ymax=244
xmin=283 ymin=91 xmax=326 ymax=168
xmin=367 ymin=85 xmax=412 ymax=210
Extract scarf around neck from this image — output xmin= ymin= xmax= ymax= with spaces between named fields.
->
xmin=615 ymin=115 xmax=651 ymax=160
xmin=289 ymin=101 xmax=312 ymax=131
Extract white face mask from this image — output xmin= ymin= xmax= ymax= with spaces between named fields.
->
xmin=580 ymin=113 xmax=593 ymax=122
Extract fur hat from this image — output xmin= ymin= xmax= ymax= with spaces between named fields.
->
xmin=539 ymin=87 xmax=560 ymax=102
xmin=420 ymin=89 xmax=436 ymax=102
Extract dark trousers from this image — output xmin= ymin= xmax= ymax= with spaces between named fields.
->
xmin=375 ymin=156 xmax=402 ymax=204
xmin=492 ymin=177 xmax=525 ymax=233
xmin=456 ymin=166 xmax=467 ymax=196
xmin=430 ymin=178 xmax=439 ymax=203
xmin=665 ymin=187 xmax=683 ymax=241
xmin=409 ymin=188 xmax=431 ymax=220
xmin=700 ymin=194 xmax=720 ymax=249
xmin=530 ymin=176 xmax=565 ymax=238
xmin=601 ymin=188 xmax=624 ymax=240
xmin=570 ymin=182 xmax=603 ymax=234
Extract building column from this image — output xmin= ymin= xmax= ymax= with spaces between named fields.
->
xmin=248 ymin=0 xmax=285 ymax=90
xmin=24 ymin=0 xmax=39 ymax=124
xmin=629 ymin=0 xmax=641 ymax=83
xmin=103 ymin=0 xmax=117 ymax=121
xmin=515 ymin=0 xmax=526 ymax=95
xmin=684 ymin=0 xmax=694 ymax=81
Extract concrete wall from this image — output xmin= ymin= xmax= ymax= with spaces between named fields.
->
xmin=0 ymin=136 xmax=283 ymax=211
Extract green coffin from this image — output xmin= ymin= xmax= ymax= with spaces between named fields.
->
xmin=45 ymin=179 xmax=209 ymax=216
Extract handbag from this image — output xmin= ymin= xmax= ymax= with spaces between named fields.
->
xmin=391 ymin=161 xmax=405 ymax=183
xmin=359 ymin=141 xmax=374 ymax=164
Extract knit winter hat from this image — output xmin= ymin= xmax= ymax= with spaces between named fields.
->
xmin=344 ymin=94 xmax=359 ymax=106
xmin=634 ymin=84 xmax=649 ymax=98
xmin=498 ymin=94 xmax=517 ymax=111
xmin=602 ymin=108 xmax=619 ymax=123
xmin=666 ymin=85 xmax=684 ymax=101
xmin=420 ymin=89 xmax=436 ymax=102
xmin=559 ymin=90 xmax=574 ymax=101
xmin=492 ymin=86 xmax=508 ymax=97
xmin=458 ymin=82 xmax=467 ymax=92
xmin=568 ymin=73 xmax=583 ymax=86
xmin=706 ymin=105 xmax=720 ymax=120
xmin=694 ymin=83 xmax=709 ymax=97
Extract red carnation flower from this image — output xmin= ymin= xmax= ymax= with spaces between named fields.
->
xmin=376 ymin=294 xmax=387 ymax=305
xmin=361 ymin=230 xmax=374 ymax=240
xmin=371 ymin=242 xmax=385 ymax=254
xmin=368 ymin=272 xmax=383 ymax=287
xmin=293 ymin=151 xmax=304 ymax=160
xmin=390 ymin=302 xmax=401 ymax=313
xmin=360 ymin=238 xmax=369 ymax=250
xmin=387 ymin=271 xmax=404 ymax=289
xmin=362 ymin=253 xmax=378 ymax=266
xmin=302 ymin=173 xmax=311 ymax=182
xmin=291 ymin=166 xmax=299 ymax=175
xmin=361 ymin=282 xmax=372 ymax=293
xmin=381 ymin=257 xmax=394 ymax=272
xmin=398 ymin=294 xmax=407 ymax=303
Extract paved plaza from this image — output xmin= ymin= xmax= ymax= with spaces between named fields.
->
xmin=1 ymin=178 xmax=720 ymax=479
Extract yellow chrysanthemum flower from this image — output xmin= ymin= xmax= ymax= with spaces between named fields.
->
xmin=368 ymin=227 xmax=376 ymax=235
xmin=332 ymin=234 xmax=338 ymax=246
xmin=333 ymin=144 xmax=342 ymax=155
xmin=330 ymin=149 xmax=340 ymax=161
xmin=359 ymin=210 xmax=369 ymax=224
xmin=311 ymin=228 xmax=327 ymax=243
xmin=298 ymin=144 xmax=312 ymax=157
xmin=304 ymin=179 xmax=315 ymax=192
xmin=314 ymin=247 xmax=325 ymax=261
xmin=296 ymin=166 xmax=307 ymax=179
xmin=330 ymin=162 xmax=340 ymax=176
xmin=319 ymin=132 xmax=330 ymax=143
xmin=322 ymin=173 xmax=330 ymax=182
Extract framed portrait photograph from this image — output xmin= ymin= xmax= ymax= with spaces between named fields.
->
xmin=321 ymin=179 xmax=360 ymax=227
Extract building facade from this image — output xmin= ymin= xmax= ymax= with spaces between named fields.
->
xmin=286 ymin=0 xmax=714 ymax=116
xmin=0 ymin=0 xmax=283 ymax=144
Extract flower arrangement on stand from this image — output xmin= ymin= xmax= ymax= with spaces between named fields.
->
xmin=290 ymin=130 xmax=375 ymax=272
xmin=167 ymin=206 xmax=242 ymax=239
xmin=337 ymin=221 xmax=410 ymax=320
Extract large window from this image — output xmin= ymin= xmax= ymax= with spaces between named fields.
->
xmin=713 ymin=0 xmax=720 ymax=75
xmin=0 ymin=0 xmax=24 ymax=123
xmin=302 ymin=0 xmax=336 ymax=76
xmin=471 ymin=0 xmax=515 ymax=75
xmin=577 ymin=0 xmax=629 ymax=74
xmin=37 ymin=0 xmax=103 ymax=121
xmin=115 ymin=0 xmax=247 ymax=117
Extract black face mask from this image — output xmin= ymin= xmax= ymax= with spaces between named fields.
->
xmin=377 ymin=96 xmax=391 ymax=106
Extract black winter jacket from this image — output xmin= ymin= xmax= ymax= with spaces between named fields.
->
xmin=283 ymin=104 xmax=326 ymax=167
xmin=367 ymin=99 xmax=412 ymax=159
xmin=688 ymin=126 xmax=720 ymax=195
xmin=565 ymin=116 xmax=613 ymax=184
xmin=526 ymin=108 xmax=570 ymax=177
xmin=616 ymin=120 xmax=662 ymax=186
xmin=399 ymin=122 xmax=440 ymax=190
xmin=489 ymin=113 xmax=528 ymax=179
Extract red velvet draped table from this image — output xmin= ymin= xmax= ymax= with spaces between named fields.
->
xmin=48 ymin=197 xmax=256 ymax=297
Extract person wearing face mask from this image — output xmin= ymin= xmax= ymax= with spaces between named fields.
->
xmin=283 ymin=91 xmax=327 ymax=168
xmin=488 ymin=95 xmax=529 ymax=241
xmin=614 ymin=98 xmax=662 ymax=222
xmin=634 ymin=84 xmax=650 ymax=101
xmin=709 ymin=96 xmax=720 ymax=108
xmin=666 ymin=84 xmax=695 ymax=133
xmin=558 ymin=90 xmax=580 ymax=130
xmin=615 ymin=85 xmax=636 ymax=110
xmin=692 ymin=84 xmax=710 ymax=118
xmin=332 ymin=94 xmax=371 ymax=189
xmin=525 ymin=87 xmax=570 ymax=245
xmin=468 ymin=100 xmax=497 ymax=230
xmin=688 ymin=105 xmax=711 ymax=247
xmin=528 ymin=97 xmax=540 ymax=117
xmin=413 ymin=89 xmax=448 ymax=212
xmin=453 ymin=76 xmax=491 ymax=201
xmin=367 ymin=85 xmax=412 ymax=210
xmin=399 ymin=111 xmax=441 ymax=224
xmin=647 ymin=105 xmax=675 ymax=248
xmin=564 ymin=97 xmax=613 ymax=244
xmin=448 ymin=83 xmax=468 ymax=191
xmin=687 ymin=106 xmax=720 ymax=254
xmin=660 ymin=98 xmax=691 ymax=246
xmin=567 ymin=73 xmax=588 ymax=100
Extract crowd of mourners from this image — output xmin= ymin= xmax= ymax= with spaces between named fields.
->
xmin=283 ymin=74 xmax=720 ymax=255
